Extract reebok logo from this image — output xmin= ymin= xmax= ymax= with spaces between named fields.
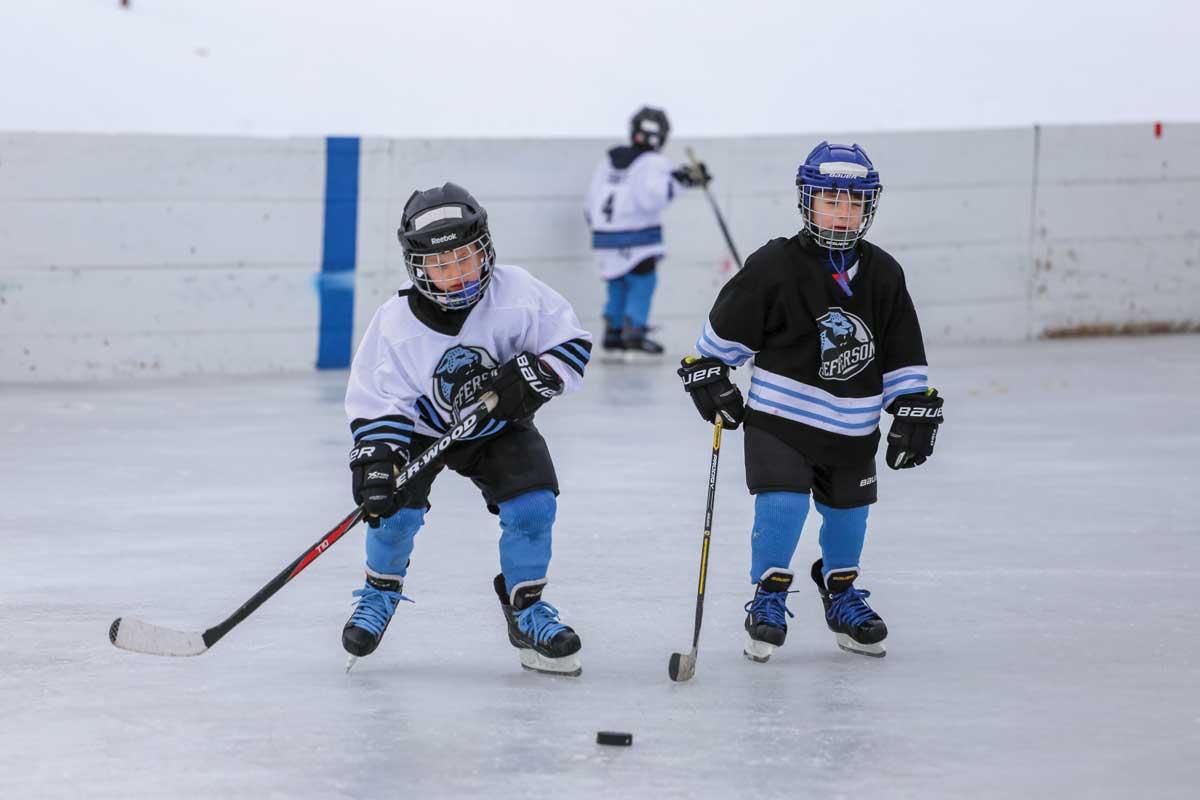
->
xmin=430 ymin=233 xmax=457 ymax=244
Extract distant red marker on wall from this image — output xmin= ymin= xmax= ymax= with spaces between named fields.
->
xmin=1154 ymin=121 xmax=1163 ymax=139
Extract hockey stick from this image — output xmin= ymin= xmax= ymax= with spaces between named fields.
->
xmin=668 ymin=417 xmax=724 ymax=682
xmin=109 ymin=393 xmax=498 ymax=657
xmin=685 ymin=147 xmax=743 ymax=270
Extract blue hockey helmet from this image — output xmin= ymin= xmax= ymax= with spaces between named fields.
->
xmin=795 ymin=142 xmax=882 ymax=251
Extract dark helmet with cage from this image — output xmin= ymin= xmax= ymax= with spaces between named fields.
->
xmin=795 ymin=141 xmax=882 ymax=251
xmin=630 ymin=106 xmax=671 ymax=150
xmin=397 ymin=182 xmax=496 ymax=311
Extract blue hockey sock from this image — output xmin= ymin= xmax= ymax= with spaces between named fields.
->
xmin=622 ymin=271 xmax=658 ymax=329
xmin=365 ymin=506 xmax=426 ymax=579
xmin=603 ymin=278 xmax=629 ymax=328
xmin=749 ymin=491 xmax=809 ymax=582
xmin=498 ymin=489 xmax=556 ymax=591
xmin=815 ymin=501 xmax=869 ymax=573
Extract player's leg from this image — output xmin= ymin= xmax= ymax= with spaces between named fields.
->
xmin=343 ymin=438 xmax=440 ymax=660
xmin=457 ymin=422 xmax=581 ymax=676
xmin=741 ymin=425 xmax=815 ymax=662
xmin=622 ymin=257 xmax=664 ymax=359
xmin=810 ymin=460 xmax=887 ymax=657
xmin=602 ymin=276 xmax=629 ymax=360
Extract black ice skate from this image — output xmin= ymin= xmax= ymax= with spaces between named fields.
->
xmin=342 ymin=573 xmax=412 ymax=672
xmin=811 ymin=559 xmax=887 ymax=658
xmin=601 ymin=324 xmax=626 ymax=363
xmin=493 ymin=574 xmax=582 ymax=676
xmin=622 ymin=324 xmax=665 ymax=362
xmin=743 ymin=568 xmax=796 ymax=663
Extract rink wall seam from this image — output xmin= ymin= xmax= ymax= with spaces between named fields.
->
xmin=0 ymin=123 xmax=1197 ymax=382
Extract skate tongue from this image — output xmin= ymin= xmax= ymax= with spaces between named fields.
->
xmin=509 ymin=579 xmax=548 ymax=611
xmin=824 ymin=567 xmax=860 ymax=594
xmin=758 ymin=568 xmax=794 ymax=593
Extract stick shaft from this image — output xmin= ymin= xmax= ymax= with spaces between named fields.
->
xmin=685 ymin=147 xmax=743 ymax=270
xmin=687 ymin=419 xmax=724 ymax=650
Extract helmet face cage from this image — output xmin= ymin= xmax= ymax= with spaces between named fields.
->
xmin=798 ymin=184 xmax=882 ymax=251
xmin=405 ymin=232 xmax=495 ymax=310
xmin=631 ymin=107 xmax=670 ymax=150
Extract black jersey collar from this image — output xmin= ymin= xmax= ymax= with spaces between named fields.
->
xmin=401 ymin=288 xmax=475 ymax=336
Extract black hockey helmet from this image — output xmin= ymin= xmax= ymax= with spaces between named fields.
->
xmin=397 ymin=182 xmax=496 ymax=310
xmin=630 ymin=106 xmax=670 ymax=150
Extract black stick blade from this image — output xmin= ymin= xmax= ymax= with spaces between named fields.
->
xmin=668 ymin=649 xmax=697 ymax=682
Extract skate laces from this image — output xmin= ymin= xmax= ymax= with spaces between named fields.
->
xmin=349 ymin=586 xmax=413 ymax=635
xmin=829 ymin=586 xmax=877 ymax=628
xmin=744 ymin=590 xmax=796 ymax=628
xmin=516 ymin=601 xmax=568 ymax=645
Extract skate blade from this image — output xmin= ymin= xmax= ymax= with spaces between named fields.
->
xmin=519 ymin=648 xmax=582 ymax=677
xmin=599 ymin=350 xmax=627 ymax=364
xmin=623 ymin=351 xmax=664 ymax=365
xmin=743 ymin=635 xmax=776 ymax=664
xmin=835 ymin=633 xmax=886 ymax=658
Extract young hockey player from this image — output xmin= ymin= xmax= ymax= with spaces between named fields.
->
xmin=343 ymin=182 xmax=592 ymax=676
xmin=678 ymin=142 xmax=944 ymax=661
xmin=585 ymin=106 xmax=711 ymax=361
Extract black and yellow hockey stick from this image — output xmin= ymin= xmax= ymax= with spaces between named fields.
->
xmin=668 ymin=416 xmax=724 ymax=682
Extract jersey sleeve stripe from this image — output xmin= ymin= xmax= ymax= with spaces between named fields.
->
xmin=697 ymin=338 xmax=750 ymax=367
xmin=357 ymin=432 xmax=412 ymax=446
xmin=547 ymin=346 xmax=587 ymax=376
xmin=701 ymin=319 xmax=757 ymax=357
xmin=563 ymin=339 xmax=593 ymax=361
xmin=351 ymin=419 xmax=415 ymax=436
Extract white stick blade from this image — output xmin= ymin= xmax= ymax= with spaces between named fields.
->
xmin=109 ymin=616 xmax=208 ymax=657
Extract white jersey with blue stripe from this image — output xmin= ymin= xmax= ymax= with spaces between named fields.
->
xmin=345 ymin=264 xmax=591 ymax=449
xmin=585 ymin=146 xmax=678 ymax=280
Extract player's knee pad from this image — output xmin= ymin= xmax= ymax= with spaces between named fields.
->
xmin=498 ymin=489 xmax=557 ymax=539
xmin=371 ymin=506 xmax=425 ymax=544
xmin=750 ymin=491 xmax=809 ymax=581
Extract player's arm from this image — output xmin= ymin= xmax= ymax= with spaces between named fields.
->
xmin=678 ymin=255 xmax=773 ymax=429
xmin=486 ymin=277 xmax=593 ymax=423
xmin=879 ymin=272 xmax=944 ymax=469
xmin=344 ymin=317 xmax=418 ymax=525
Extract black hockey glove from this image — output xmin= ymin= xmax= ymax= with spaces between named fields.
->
xmin=672 ymin=162 xmax=712 ymax=188
xmin=678 ymin=356 xmax=744 ymax=430
xmin=349 ymin=442 xmax=410 ymax=527
xmin=485 ymin=352 xmax=564 ymax=422
xmin=885 ymin=389 xmax=944 ymax=470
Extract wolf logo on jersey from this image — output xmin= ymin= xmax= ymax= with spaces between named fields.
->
xmin=817 ymin=308 xmax=876 ymax=381
xmin=432 ymin=345 xmax=498 ymax=415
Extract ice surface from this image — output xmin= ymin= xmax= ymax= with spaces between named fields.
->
xmin=2 ymin=337 xmax=1199 ymax=799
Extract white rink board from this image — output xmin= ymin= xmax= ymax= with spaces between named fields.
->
xmin=2 ymin=124 xmax=1199 ymax=381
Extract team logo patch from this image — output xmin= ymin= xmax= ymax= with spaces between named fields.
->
xmin=431 ymin=345 xmax=497 ymax=415
xmin=816 ymin=308 xmax=875 ymax=381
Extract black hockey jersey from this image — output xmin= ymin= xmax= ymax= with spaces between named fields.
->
xmin=695 ymin=234 xmax=928 ymax=465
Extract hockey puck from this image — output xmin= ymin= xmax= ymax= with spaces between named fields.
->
xmin=596 ymin=731 xmax=633 ymax=747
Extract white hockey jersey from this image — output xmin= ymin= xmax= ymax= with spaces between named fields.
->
xmin=345 ymin=264 xmax=592 ymax=448
xmin=584 ymin=147 xmax=679 ymax=280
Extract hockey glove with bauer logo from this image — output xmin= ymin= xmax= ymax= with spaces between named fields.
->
xmin=678 ymin=356 xmax=744 ymax=430
xmin=885 ymin=389 xmax=944 ymax=469
xmin=486 ymin=352 xmax=564 ymax=422
xmin=349 ymin=442 xmax=410 ymax=527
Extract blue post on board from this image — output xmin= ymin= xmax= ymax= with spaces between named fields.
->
xmin=316 ymin=136 xmax=360 ymax=369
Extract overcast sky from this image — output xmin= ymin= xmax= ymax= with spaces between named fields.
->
xmin=3 ymin=0 xmax=1197 ymax=138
